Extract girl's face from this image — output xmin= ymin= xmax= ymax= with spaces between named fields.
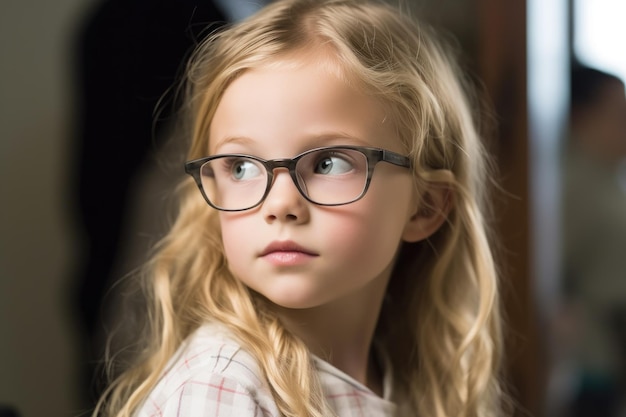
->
xmin=209 ymin=54 xmax=429 ymax=310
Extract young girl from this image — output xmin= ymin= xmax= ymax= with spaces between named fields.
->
xmin=96 ymin=0 xmax=506 ymax=416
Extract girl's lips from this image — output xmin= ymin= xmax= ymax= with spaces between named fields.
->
xmin=259 ymin=240 xmax=318 ymax=257
xmin=259 ymin=241 xmax=319 ymax=266
xmin=262 ymin=251 xmax=317 ymax=266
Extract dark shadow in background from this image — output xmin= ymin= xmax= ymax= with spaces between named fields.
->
xmin=0 ymin=405 xmax=20 ymax=417
xmin=67 ymin=0 xmax=226 ymax=409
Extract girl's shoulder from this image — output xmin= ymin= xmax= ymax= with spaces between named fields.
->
xmin=136 ymin=321 xmax=279 ymax=417
xmin=166 ymin=321 xmax=264 ymax=385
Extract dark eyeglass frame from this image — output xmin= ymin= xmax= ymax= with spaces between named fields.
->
xmin=184 ymin=145 xmax=411 ymax=212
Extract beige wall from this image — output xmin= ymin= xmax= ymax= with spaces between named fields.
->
xmin=0 ymin=1 xmax=96 ymax=416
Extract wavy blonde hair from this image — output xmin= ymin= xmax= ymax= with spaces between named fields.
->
xmin=95 ymin=0 xmax=507 ymax=416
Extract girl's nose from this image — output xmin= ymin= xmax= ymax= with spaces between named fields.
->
xmin=261 ymin=169 xmax=310 ymax=224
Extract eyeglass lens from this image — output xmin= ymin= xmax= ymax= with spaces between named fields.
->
xmin=199 ymin=148 xmax=369 ymax=210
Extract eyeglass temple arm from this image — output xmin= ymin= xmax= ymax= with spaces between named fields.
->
xmin=382 ymin=150 xmax=411 ymax=167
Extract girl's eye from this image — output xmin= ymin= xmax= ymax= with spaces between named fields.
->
xmin=229 ymin=159 xmax=263 ymax=180
xmin=314 ymin=154 xmax=353 ymax=175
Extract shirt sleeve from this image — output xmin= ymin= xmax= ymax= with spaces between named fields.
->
xmin=138 ymin=373 xmax=270 ymax=417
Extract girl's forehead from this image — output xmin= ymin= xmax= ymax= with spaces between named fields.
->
xmin=255 ymin=46 xmax=354 ymax=84
xmin=206 ymin=51 xmax=400 ymax=156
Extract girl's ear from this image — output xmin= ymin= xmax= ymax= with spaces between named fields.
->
xmin=402 ymin=185 xmax=452 ymax=242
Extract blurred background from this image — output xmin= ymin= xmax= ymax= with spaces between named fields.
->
xmin=0 ymin=0 xmax=624 ymax=416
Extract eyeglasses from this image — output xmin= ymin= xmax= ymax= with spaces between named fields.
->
xmin=185 ymin=145 xmax=411 ymax=212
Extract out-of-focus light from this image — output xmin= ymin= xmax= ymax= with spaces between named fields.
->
xmin=575 ymin=0 xmax=626 ymax=83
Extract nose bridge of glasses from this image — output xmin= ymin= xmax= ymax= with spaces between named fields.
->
xmin=265 ymin=158 xmax=295 ymax=170
xmin=265 ymin=158 xmax=306 ymax=196
xmin=265 ymin=158 xmax=298 ymax=180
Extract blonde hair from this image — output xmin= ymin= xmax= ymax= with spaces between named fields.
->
xmin=95 ymin=0 xmax=506 ymax=416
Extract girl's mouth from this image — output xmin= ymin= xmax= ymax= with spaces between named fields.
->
xmin=260 ymin=240 xmax=318 ymax=266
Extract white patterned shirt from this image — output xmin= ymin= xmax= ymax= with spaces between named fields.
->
xmin=135 ymin=322 xmax=400 ymax=416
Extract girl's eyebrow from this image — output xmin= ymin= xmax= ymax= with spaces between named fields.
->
xmin=212 ymin=132 xmax=372 ymax=154
xmin=308 ymin=133 xmax=369 ymax=144
xmin=212 ymin=135 xmax=255 ymax=153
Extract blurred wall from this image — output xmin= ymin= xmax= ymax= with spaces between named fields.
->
xmin=0 ymin=1 xmax=96 ymax=416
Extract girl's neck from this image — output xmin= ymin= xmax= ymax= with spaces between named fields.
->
xmin=269 ymin=265 xmax=392 ymax=395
